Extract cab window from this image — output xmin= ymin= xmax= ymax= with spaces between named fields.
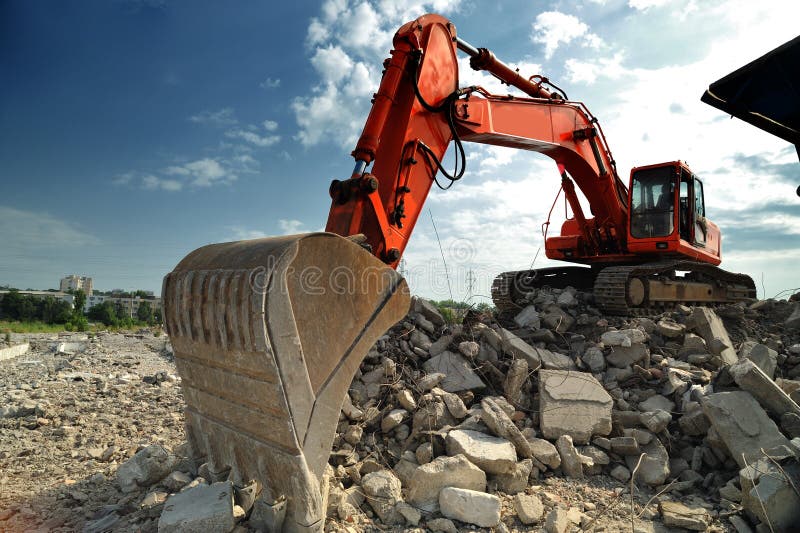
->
xmin=630 ymin=166 xmax=675 ymax=238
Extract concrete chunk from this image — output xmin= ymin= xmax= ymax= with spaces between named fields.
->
xmin=659 ymin=501 xmax=711 ymax=531
xmin=626 ymin=438 xmax=670 ymax=486
xmin=514 ymin=493 xmax=544 ymax=525
xmin=514 ymin=305 xmax=540 ymax=329
xmin=362 ymin=470 xmax=402 ymax=524
xmin=116 ymin=444 xmax=176 ymax=493
xmin=555 ymin=435 xmax=585 ymax=478
xmin=740 ymin=458 xmax=800 ymax=530
xmin=406 ymin=454 xmax=486 ymax=509
xmin=494 ymin=328 xmax=544 ymax=369
xmin=439 ymin=487 xmax=501 ymax=528
xmin=445 ymin=429 xmax=517 ymax=475
xmin=730 ymin=358 xmax=800 ymax=419
xmin=423 ymin=351 xmax=485 ymax=392
xmin=480 ymin=397 xmax=533 ymax=458
xmin=702 ymin=391 xmax=791 ymax=468
xmin=690 ymin=307 xmax=737 ymax=365
xmin=158 ymin=481 xmax=235 ymax=533
xmin=0 ymin=343 xmax=30 ymax=362
xmin=601 ymin=329 xmax=646 ymax=347
xmin=539 ymin=370 xmax=613 ymax=444
xmin=606 ymin=343 xmax=648 ymax=368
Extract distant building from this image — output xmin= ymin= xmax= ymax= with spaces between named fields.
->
xmin=84 ymin=293 xmax=108 ymax=312
xmin=60 ymin=275 xmax=93 ymax=296
xmin=106 ymin=295 xmax=162 ymax=318
xmin=83 ymin=293 xmax=161 ymax=318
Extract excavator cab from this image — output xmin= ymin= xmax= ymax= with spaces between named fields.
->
xmin=626 ymin=161 xmax=720 ymax=263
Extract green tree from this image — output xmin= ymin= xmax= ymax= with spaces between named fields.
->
xmin=18 ymin=295 xmax=36 ymax=321
xmin=72 ymin=289 xmax=87 ymax=316
xmin=40 ymin=297 xmax=72 ymax=324
xmin=1 ymin=289 xmax=22 ymax=319
xmin=137 ymin=301 xmax=153 ymax=323
xmin=88 ymin=301 xmax=118 ymax=326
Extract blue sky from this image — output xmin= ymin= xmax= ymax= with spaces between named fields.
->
xmin=1 ymin=0 xmax=798 ymax=300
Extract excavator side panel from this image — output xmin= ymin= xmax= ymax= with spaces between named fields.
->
xmin=163 ymin=233 xmax=410 ymax=532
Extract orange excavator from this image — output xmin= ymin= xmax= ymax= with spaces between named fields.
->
xmin=163 ymin=14 xmax=755 ymax=531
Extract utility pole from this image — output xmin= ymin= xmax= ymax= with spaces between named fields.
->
xmin=466 ymin=269 xmax=476 ymax=301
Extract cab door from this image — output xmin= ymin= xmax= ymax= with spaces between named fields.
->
xmin=693 ymin=177 xmax=707 ymax=246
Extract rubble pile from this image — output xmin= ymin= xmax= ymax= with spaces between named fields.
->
xmin=1 ymin=289 xmax=800 ymax=532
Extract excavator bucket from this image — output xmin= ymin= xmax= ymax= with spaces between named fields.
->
xmin=162 ymin=233 xmax=410 ymax=532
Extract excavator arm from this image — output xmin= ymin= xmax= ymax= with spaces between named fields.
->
xmin=327 ymin=13 xmax=630 ymax=265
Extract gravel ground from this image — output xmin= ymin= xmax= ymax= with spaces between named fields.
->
xmin=0 ymin=331 xmax=185 ymax=532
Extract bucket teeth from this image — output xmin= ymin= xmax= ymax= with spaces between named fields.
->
xmin=163 ymin=233 xmax=410 ymax=532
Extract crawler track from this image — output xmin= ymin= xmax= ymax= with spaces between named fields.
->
xmin=492 ymin=261 xmax=756 ymax=315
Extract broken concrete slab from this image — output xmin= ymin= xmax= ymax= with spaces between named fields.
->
xmin=486 ymin=328 xmax=543 ymax=370
xmin=658 ymin=501 xmax=711 ymax=531
xmin=538 ymin=349 xmax=577 ymax=370
xmin=54 ymin=342 xmax=87 ymax=355
xmin=439 ymin=487 xmax=501 ymax=528
xmin=413 ymin=297 xmax=445 ymax=327
xmin=606 ymin=343 xmax=648 ymax=368
xmin=406 ymin=454 xmax=486 ymax=509
xmin=158 ymin=481 xmax=236 ymax=533
xmin=702 ymin=391 xmax=791 ymax=468
xmin=524 ymin=435 xmax=561 ymax=469
xmin=489 ymin=458 xmax=532 ymax=494
xmin=601 ymin=329 xmax=646 ymax=347
xmin=541 ymin=305 xmax=574 ymax=333
xmin=689 ymin=307 xmax=737 ymax=365
xmin=0 ymin=343 xmax=30 ymax=362
xmin=555 ymin=435 xmax=586 ymax=479
xmin=514 ymin=493 xmax=544 ymax=525
xmin=503 ymin=358 xmax=528 ymax=406
xmin=361 ymin=469 xmax=403 ymax=525
xmin=445 ymin=429 xmax=517 ymax=475
xmin=627 ymin=438 xmax=670 ymax=486
xmin=116 ymin=444 xmax=176 ymax=493
xmin=480 ymin=397 xmax=533 ymax=458
xmin=656 ymin=319 xmax=686 ymax=339
xmin=538 ymin=369 xmax=613 ymax=444
xmin=422 ymin=351 xmax=485 ymax=392
xmin=729 ymin=358 xmax=800 ymax=419
xmin=514 ymin=305 xmax=540 ymax=329
xmin=740 ymin=457 xmax=800 ymax=531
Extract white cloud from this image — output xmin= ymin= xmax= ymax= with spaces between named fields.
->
xmin=531 ymin=11 xmax=603 ymax=60
xmin=183 ymin=158 xmax=234 ymax=187
xmin=278 ymin=219 xmax=306 ymax=234
xmin=0 ymin=206 xmax=100 ymax=248
xmin=628 ymin=0 xmax=673 ymax=10
xmin=310 ymin=45 xmax=354 ymax=84
xmin=227 ymin=226 xmax=270 ymax=241
xmin=225 ymin=128 xmax=280 ymax=147
xmin=189 ymin=107 xmax=238 ymax=126
xmin=259 ymin=77 xmax=281 ymax=89
xmin=163 ymin=165 xmax=190 ymax=176
xmin=142 ymin=174 xmax=183 ymax=191
xmin=564 ymin=52 xmax=626 ymax=84
xmin=262 ymin=120 xmax=278 ymax=131
xmin=294 ymin=1 xmax=463 ymax=148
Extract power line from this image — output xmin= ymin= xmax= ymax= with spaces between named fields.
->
xmin=428 ymin=208 xmax=453 ymax=301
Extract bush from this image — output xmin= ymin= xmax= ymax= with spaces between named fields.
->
xmin=66 ymin=315 xmax=88 ymax=332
